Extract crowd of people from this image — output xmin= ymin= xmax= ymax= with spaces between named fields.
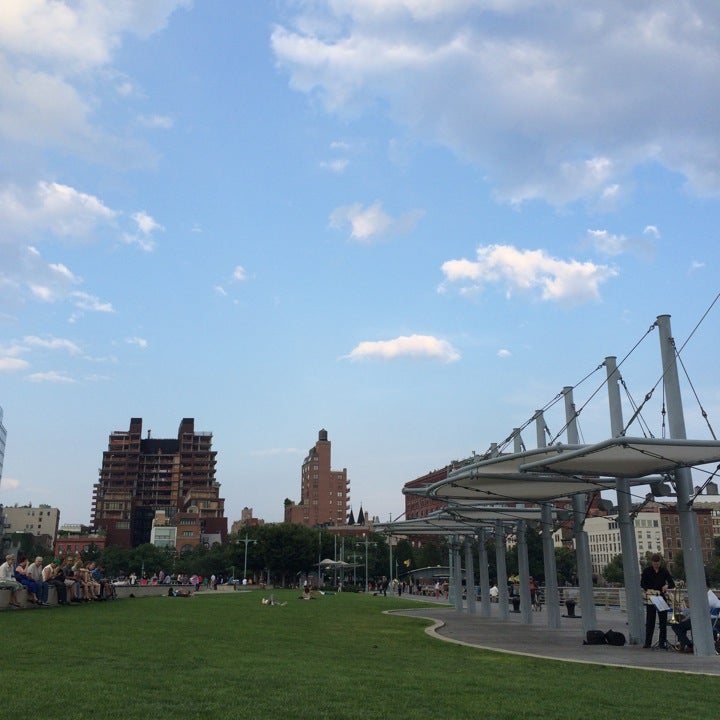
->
xmin=0 ymin=552 xmax=116 ymax=608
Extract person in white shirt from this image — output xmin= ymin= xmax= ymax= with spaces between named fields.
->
xmin=26 ymin=556 xmax=49 ymax=606
xmin=670 ymin=581 xmax=720 ymax=653
xmin=0 ymin=554 xmax=23 ymax=607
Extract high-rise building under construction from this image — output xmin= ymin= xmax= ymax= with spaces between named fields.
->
xmin=91 ymin=417 xmax=227 ymax=548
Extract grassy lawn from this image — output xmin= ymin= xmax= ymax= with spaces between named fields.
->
xmin=3 ymin=590 xmax=719 ymax=719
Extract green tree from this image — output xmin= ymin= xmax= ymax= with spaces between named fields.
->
xmin=668 ymin=550 xmax=685 ymax=582
xmin=506 ymin=527 xmax=545 ymax=582
xmin=98 ymin=545 xmax=131 ymax=576
xmin=254 ymin=523 xmax=317 ymax=586
xmin=602 ymin=554 xmax=624 ymax=585
xmin=554 ymin=546 xmax=576 ymax=585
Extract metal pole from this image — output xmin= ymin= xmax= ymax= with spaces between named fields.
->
xmin=365 ymin=534 xmax=369 ymax=593
xmin=464 ymin=536 xmax=476 ymax=615
xmin=495 ymin=520 xmax=509 ymax=621
xmin=243 ymin=536 xmax=249 ymax=580
xmin=517 ymin=520 xmax=532 ymax=624
xmin=563 ymin=387 xmax=597 ymax=634
xmin=541 ymin=502 xmax=561 ymax=627
xmin=453 ymin=536 xmax=463 ymax=613
xmin=478 ymin=527 xmax=491 ymax=618
xmin=605 ymin=356 xmax=644 ymax=645
xmin=388 ymin=525 xmax=393 ymax=586
xmin=657 ymin=314 xmax=714 ymax=656
xmin=535 ymin=409 xmax=561 ymax=629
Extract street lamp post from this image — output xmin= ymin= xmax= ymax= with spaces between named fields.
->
xmin=356 ymin=535 xmax=377 ymax=593
xmin=237 ymin=534 xmax=256 ymax=583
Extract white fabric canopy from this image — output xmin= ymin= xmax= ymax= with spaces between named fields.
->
xmin=519 ymin=437 xmax=720 ymax=478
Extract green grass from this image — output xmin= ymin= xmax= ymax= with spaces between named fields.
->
xmin=3 ymin=590 xmax=719 ymax=719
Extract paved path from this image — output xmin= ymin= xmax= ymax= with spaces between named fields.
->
xmin=390 ymin=597 xmax=720 ymax=676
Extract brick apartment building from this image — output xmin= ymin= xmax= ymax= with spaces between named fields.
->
xmin=285 ymin=429 xmax=349 ymax=527
xmin=403 ymin=467 xmax=450 ymax=520
xmin=91 ymin=417 xmax=227 ymax=548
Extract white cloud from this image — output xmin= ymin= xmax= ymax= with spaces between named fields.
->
xmin=126 ymin=336 xmax=148 ymax=348
xmin=132 ymin=210 xmax=163 ymax=235
xmin=329 ymin=201 xmax=424 ymax=242
xmin=23 ymin=335 xmax=81 ymax=354
xmin=138 ymin=114 xmax=174 ymax=129
xmin=320 ymin=158 xmax=349 ymax=173
xmin=0 ymin=357 xmax=29 ymax=372
xmin=440 ymin=244 xmax=617 ymax=304
xmin=585 ymin=228 xmax=656 ymax=259
xmin=345 ymin=334 xmax=460 ymax=362
xmin=122 ymin=210 xmax=163 ymax=251
xmin=0 ymin=1 xmax=191 ymax=155
xmin=272 ymin=2 xmax=720 ymax=203
xmin=0 ymin=181 xmax=117 ymax=239
xmin=215 ymin=265 xmax=249 ymax=298
xmin=27 ymin=370 xmax=75 ymax=383
xmin=497 ymin=348 xmax=511 ymax=358
xmin=0 ymin=476 xmax=19 ymax=490
xmin=69 ymin=291 xmax=114 ymax=313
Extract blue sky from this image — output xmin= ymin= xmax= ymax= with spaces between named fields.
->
xmin=1 ymin=1 xmax=720 ymax=526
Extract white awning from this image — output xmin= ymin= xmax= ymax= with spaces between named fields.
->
xmin=519 ymin=437 xmax=720 ymax=478
xmin=429 ymin=476 xmax=615 ymax=503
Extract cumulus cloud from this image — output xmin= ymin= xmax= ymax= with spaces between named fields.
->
xmin=329 ymin=201 xmax=424 ymax=242
xmin=0 ymin=476 xmax=19 ymax=490
xmin=138 ymin=114 xmax=174 ymax=129
xmin=122 ymin=210 xmax=163 ymax=252
xmin=0 ymin=334 xmax=88 ymax=373
xmin=320 ymin=158 xmax=349 ymax=173
xmin=126 ymin=336 xmax=148 ymax=348
xmin=272 ymin=1 xmax=720 ymax=203
xmin=69 ymin=291 xmax=114 ymax=313
xmin=215 ymin=265 xmax=249 ymax=297
xmin=23 ymin=335 xmax=81 ymax=354
xmin=585 ymin=227 xmax=657 ymax=259
xmin=0 ymin=181 xmax=116 ymax=239
xmin=0 ymin=1 xmax=191 ymax=155
xmin=0 ymin=357 xmax=29 ymax=372
xmin=345 ymin=334 xmax=460 ymax=362
xmin=0 ymin=183 xmax=122 ymax=310
xmin=440 ymin=244 xmax=617 ymax=304
xmin=497 ymin=348 xmax=511 ymax=358
xmin=28 ymin=370 xmax=75 ymax=383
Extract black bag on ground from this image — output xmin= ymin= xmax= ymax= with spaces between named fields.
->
xmin=605 ymin=629 xmax=626 ymax=646
xmin=583 ymin=630 xmax=607 ymax=645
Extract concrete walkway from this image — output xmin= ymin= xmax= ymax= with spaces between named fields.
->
xmin=390 ymin=597 xmax=720 ymax=676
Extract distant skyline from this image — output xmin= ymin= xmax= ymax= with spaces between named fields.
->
xmin=1 ymin=2 xmax=720 ymax=526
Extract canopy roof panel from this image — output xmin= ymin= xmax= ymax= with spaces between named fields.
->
xmin=519 ymin=437 xmax=720 ymax=478
xmin=455 ymin=444 xmax=587 ymax=477
xmin=376 ymin=516 xmax=479 ymax=536
xmin=444 ymin=505 xmax=548 ymax=522
xmin=428 ymin=475 xmax=616 ymax=504
xmin=377 ymin=505 xmax=557 ymax=535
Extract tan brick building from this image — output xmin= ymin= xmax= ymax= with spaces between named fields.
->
xmin=285 ymin=429 xmax=349 ymax=526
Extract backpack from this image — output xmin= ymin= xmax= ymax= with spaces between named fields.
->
xmin=583 ymin=630 xmax=607 ymax=645
xmin=605 ymin=629 xmax=626 ymax=646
